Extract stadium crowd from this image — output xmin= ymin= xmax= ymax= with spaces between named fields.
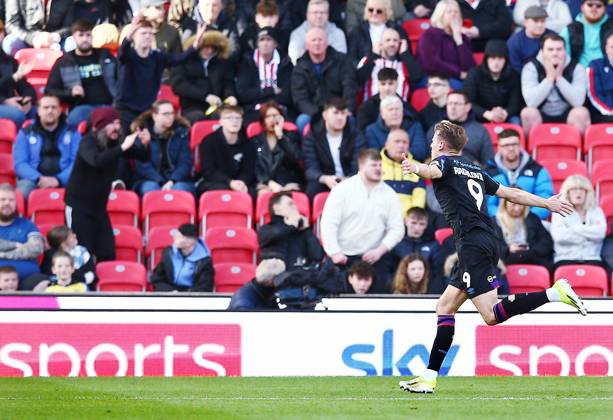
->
xmin=0 ymin=0 xmax=613 ymax=300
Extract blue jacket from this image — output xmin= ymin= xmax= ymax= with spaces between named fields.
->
xmin=227 ymin=280 xmax=278 ymax=310
xmin=486 ymin=151 xmax=553 ymax=219
xmin=587 ymin=57 xmax=613 ymax=116
xmin=364 ymin=116 xmax=428 ymax=162
xmin=133 ymin=117 xmax=193 ymax=183
xmin=13 ymin=118 xmax=81 ymax=185
xmin=151 ymin=239 xmax=213 ymax=291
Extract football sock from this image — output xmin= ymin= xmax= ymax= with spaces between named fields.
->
xmin=426 ymin=315 xmax=455 ymax=373
xmin=492 ymin=291 xmax=549 ymax=324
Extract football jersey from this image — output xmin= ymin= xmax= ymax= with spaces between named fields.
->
xmin=432 ymin=155 xmax=500 ymax=239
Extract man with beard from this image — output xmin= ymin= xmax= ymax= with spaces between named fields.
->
xmin=46 ymin=20 xmax=119 ymax=130
xmin=0 ymin=183 xmax=44 ymax=281
xmin=64 ymin=107 xmax=150 ymax=262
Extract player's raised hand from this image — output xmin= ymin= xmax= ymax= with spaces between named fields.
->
xmin=401 ymin=153 xmax=416 ymax=175
xmin=547 ymin=193 xmax=574 ymax=216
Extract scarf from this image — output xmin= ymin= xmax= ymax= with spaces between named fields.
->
xmin=254 ymin=49 xmax=281 ymax=89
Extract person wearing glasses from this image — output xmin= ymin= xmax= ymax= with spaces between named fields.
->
xmin=418 ymin=74 xmax=450 ymax=130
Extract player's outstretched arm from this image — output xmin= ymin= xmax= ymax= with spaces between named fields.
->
xmin=496 ymin=185 xmax=574 ymax=216
xmin=401 ymin=154 xmax=443 ymax=180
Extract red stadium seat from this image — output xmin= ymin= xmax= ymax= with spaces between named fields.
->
xmin=145 ymin=226 xmax=176 ymax=270
xmin=539 ymin=159 xmax=588 ymax=193
xmin=113 ymin=226 xmax=144 ymax=263
xmin=553 ymin=265 xmax=608 ymax=297
xmin=14 ymin=48 xmax=62 ymax=84
xmin=199 ymin=190 xmax=253 ymax=235
xmin=157 ymin=84 xmax=180 ymax=110
xmin=0 ymin=154 xmax=15 ymax=186
xmin=401 ymin=18 xmax=430 ymax=53
xmin=592 ymin=159 xmax=613 ymax=201
xmin=311 ymin=192 xmax=329 ymax=238
xmin=205 ymin=227 xmax=259 ymax=265
xmin=142 ymin=190 xmax=196 ymax=238
xmin=600 ymin=195 xmax=613 ymax=235
xmin=435 ymin=227 xmax=453 ymax=245
xmin=583 ymin=124 xmax=613 ymax=173
xmin=245 ymin=121 xmax=298 ymax=138
xmin=96 ymin=261 xmax=147 ymax=292
xmin=409 ymin=88 xmax=430 ymax=112
xmin=214 ymin=262 xmax=255 ymax=292
xmin=15 ymin=189 xmax=25 ymax=217
xmin=472 ymin=52 xmax=484 ymax=65
xmin=27 ymin=188 xmax=65 ymax=226
xmin=107 ymin=190 xmax=140 ymax=227
xmin=255 ymin=191 xmax=310 ymax=226
xmin=190 ymin=120 xmax=220 ymax=172
xmin=506 ymin=264 xmax=551 ymax=293
xmin=36 ymin=223 xmax=58 ymax=238
xmin=0 ymin=119 xmax=17 ymax=153
xmin=529 ymin=124 xmax=581 ymax=161
xmin=482 ymin=122 xmax=525 ymax=150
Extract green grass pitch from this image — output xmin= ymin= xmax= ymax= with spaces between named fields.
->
xmin=0 ymin=376 xmax=612 ymax=419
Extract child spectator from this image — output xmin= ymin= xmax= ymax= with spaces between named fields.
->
xmin=44 ymin=251 xmax=88 ymax=293
xmin=41 ymin=226 xmax=96 ymax=288
xmin=0 ymin=266 xmax=19 ymax=292
xmin=392 ymin=254 xmax=430 ymax=294
xmin=343 ymin=260 xmax=375 ymax=294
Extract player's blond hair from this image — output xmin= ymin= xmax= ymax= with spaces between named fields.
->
xmin=434 ymin=120 xmax=467 ymax=152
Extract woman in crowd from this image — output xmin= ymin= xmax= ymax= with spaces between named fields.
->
xmin=392 ymin=254 xmax=430 ymax=294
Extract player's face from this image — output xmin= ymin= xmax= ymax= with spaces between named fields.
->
xmin=406 ymin=260 xmax=425 ymax=284
xmin=405 ymin=215 xmax=427 ymax=238
xmin=568 ymin=187 xmax=587 ymax=207
xmin=360 ymin=158 xmax=383 ymax=182
xmin=525 ymin=18 xmax=546 ymax=38
xmin=430 ymin=133 xmax=445 ymax=159
xmin=498 ymin=136 xmax=521 ymax=163
xmin=348 ymin=275 xmax=372 ymax=294
xmin=505 ymin=201 xmax=526 ymax=218
xmin=52 ymin=257 xmax=75 ymax=284
xmin=0 ymin=273 xmax=18 ymax=292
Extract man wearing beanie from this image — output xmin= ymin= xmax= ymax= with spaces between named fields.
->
xmin=64 ymin=107 xmax=150 ymax=262
xmin=463 ymin=39 xmax=522 ymax=124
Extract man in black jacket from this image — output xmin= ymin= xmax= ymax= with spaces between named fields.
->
xmin=302 ymin=97 xmax=365 ymax=199
xmin=457 ymin=0 xmax=513 ymax=52
xmin=291 ymin=27 xmax=357 ymax=134
xmin=237 ymin=27 xmax=293 ymax=124
xmin=239 ymin=0 xmax=289 ymax=56
xmin=258 ymin=191 xmax=324 ymax=270
xmin=46 ymin=20 xmax=118 ymax=130
xmin=463 ymin=40 xmax=522 ymax=124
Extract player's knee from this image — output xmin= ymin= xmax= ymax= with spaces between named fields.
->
xmin=436 ymin=299 xmax=456 ymax=316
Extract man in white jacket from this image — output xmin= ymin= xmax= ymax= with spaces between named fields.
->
xmin=320 ymin=148 xmax=404 ymax=292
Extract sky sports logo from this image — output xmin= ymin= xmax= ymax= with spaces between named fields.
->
xmin=476 ymin=326 xmax=613 ymax=376
xmin=0 ymin=324 xmax=241 ymax=377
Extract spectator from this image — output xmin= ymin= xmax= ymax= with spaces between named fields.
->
xmin=380 ymin=129 xmax=426 ymax=214
xmin=258 ymin=191 xmax=324 ymax=270
xmin=417 ymin=0 xmax=475 ymax=86
xmin=227 ymin=258 xmax=286 ymax=310
xmin=464 ymin=40 xmax=522 ymax=124
xmin=65 ymin=107 xmax=150 ymax=262
xmin=131 ymin=100 xmax=194 ymax=196
xmin=195 ymin=105 xmax=257 ymax=197
xmin=3 ymin=0 xmax=74 ymax=54
xmin=493 ymin=197 xmax=554 ymax=271
xmin=115 ymin=18 xmax=202 ymax=131
xmin=236 ymin=27 xmax=293 ymax=124
xmin=0 ymin=266 xmax=19 ymax=292
xmin=151 ymin=223 xmax=214 ymax=292
xmin=342 ymin=260 xmax=375 ymax=294
xmin=486 ymin=128 xmax=554 ymax=219
xmin=13 ymin=95 xmax=81 ymax=200
xmin=392 ymin=254 xmax=430 ymax=294
xmin=254 ymin=102 xmax=303 ymax=196
xmin=457 ymin=0 xmax=513 ymax=52
xmin=520 ymin=33 xmax=590 ymax=135
xmin=73 ymin=0 xmax=115 ymax=26
xmin=426 ymin=91 xmax=494 ymax=166
xmin=551 ymin=174 xmax=607 ymax=269
xmin=119 ymin=0 xmax=182 ymax=54
xmin=170 ymin=29 xmax=237 ymax=123
xmin=507 ymin=6 xmax=555 ymax=73
xmin=0 ymin=183 xmax=44 ymax=281
xmin=43 ymin=251 xmax=88 ymax=293
xmin=302 ymin=97 xmax=365 ymax=199
xmin=40 ymin=225 xmax=96 ymax=288
xmin=291 ymin=27 xmax=357 ymax=134
xmin=418 ymin=74 xmax=450 ymax=131
xmin=0 ymin=20 xmax=36 ymax=128
xmin=320 ymin=149 xmax=404 ymax=292
xmin=280 ymin=0 xmax=347 ymax=35
xmin=239 ymin=0 xmax=289 ymax=56
xmin=346 ymin=0 xmax=407 ymax=32
xmin=586 ymin=31 xmax=613 ymax=123
xmin=355 ymin=27 xmax=424 ymax=102
xmin=405 ymin=0 xmax=438 ymax=19
xmin=513 ymin=0 xmax=572 ymax=33
xmin=560 ymin=0 xmax=612 ymax=68
xmin=288 ymin=0 xmax=347 ymax=65
xmin=365 ymin=95 xmax=428 ymax=161
xmin=46 ymin=20 xmax=119 ymax=130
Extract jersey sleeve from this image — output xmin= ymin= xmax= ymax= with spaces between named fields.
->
xmin=482 ymin=170 xmax=500 ymax=196
xmin=431 ymin=156 xmax=449 ymax=178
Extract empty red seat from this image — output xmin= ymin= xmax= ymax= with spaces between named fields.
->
xmin=15 ymin=189 xmax=25 ymax=217
xmin=592 ymin=159 xmax=613 ymax=201
xmin=482 ymin=122 xmax=526 ymax=150
xmin=96 ymin=261 xmax=147 ymax=292
xmin=245 ymin=121 xmax=298 ymax=138
xmin=145 ymin=226 xmax=176 ymax=270
xmin=142 ymin=190 xmax=196 ymax=238
xmin=15 ymin=48 xmax=62 ymax=83
xmin=214 ymin=263 xmax=255 ymax=293
xmin=553 ymin=264 xmax=608 ymax=297
xmin=27 ymin=188 xmax=65 ymax=226
xmin=506 ymin=264 xmax=551 ymax=293
xmin=0 ymin=119 xmax=17 ymax=153
xmin=157 ymin=84 xmax=180 ymax=110
xmin=205 ymin=227 xmax=259 ymax=265
xmin=190 ymin=120 xmax=220 ymax=172
xmin=409 ymin=88 xmax=430 ymax=112
xmin=255 ymin=191 xmax=310 ymax=226
xmin=539 ymin=159 xmax=588 ymax=193
xmin=401 ymin=18 xmax=430 ymax=53
xmin=113 ymin=226 xmax=144 ymax=263
xmin=435 ymin=227 xmax=453 ymax=245
xmin=199 ymin=190 xmax=253 ymax=235
xmin=107 ymin=190 xmax=140 ymax=227
xmin=0 ymin=154 xmax=15 ymax=186
xmin=583 ymin=124 xmax=613 ymax=173
xmin=472 ymin=52 xmax=484 ymax=65
xmin=311 ymin=192 xmax=329 ymax=238
xmin=529 ymin=124 xmax=582 ymax=161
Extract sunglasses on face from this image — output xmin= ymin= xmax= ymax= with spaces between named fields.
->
xmin=585 ymin=2 xmax=604 ymax=8
xmin=368 ymin=7 xmax=384 ymax=14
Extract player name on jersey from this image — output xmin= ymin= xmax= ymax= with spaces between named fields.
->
xmin=452 ymin=166 xmax=484 ymax=181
